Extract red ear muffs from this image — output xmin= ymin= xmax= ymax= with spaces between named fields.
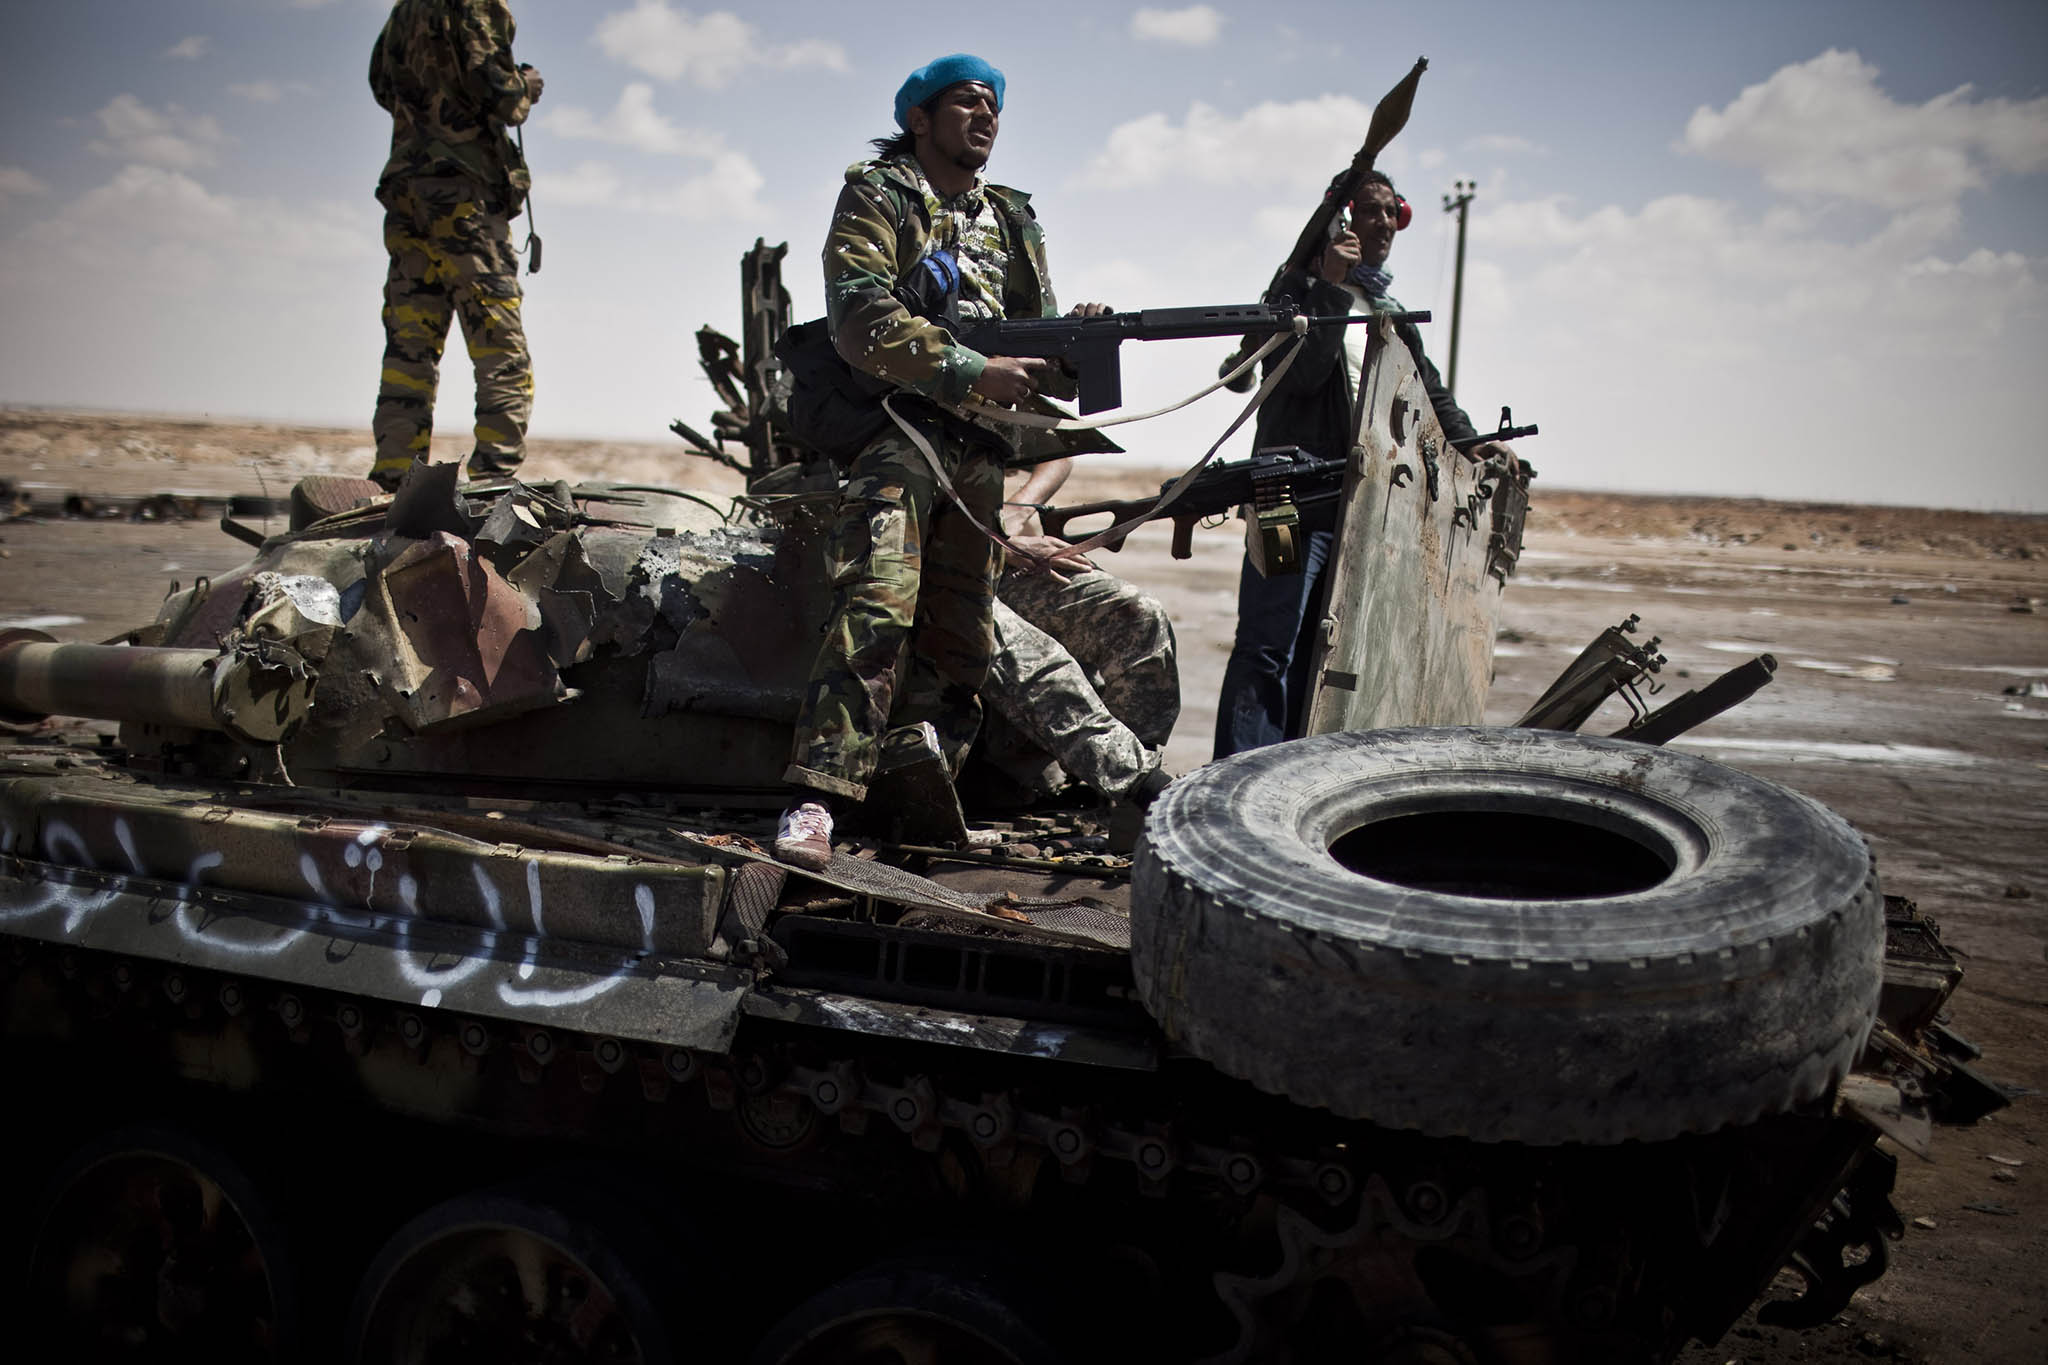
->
xmin=1395 ymin=195 xmax=1412 ymax=230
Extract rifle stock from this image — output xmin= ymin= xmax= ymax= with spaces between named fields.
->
xmin=1040 ymin=447 xmax=1347 ymax=561
xmin=959 ymin=302 xmax=1373 ymax=416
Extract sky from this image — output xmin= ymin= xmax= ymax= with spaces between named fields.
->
xmin=0 ymin=0 xmax=2044 ymax=512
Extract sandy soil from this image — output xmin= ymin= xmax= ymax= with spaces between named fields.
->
xmin=3 ymin=408 xmax=2045 ymax=1361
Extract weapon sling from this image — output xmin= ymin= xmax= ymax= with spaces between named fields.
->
xmin=881 ymin=316 xmax=1311 ymax=568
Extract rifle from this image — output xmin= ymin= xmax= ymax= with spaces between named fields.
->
xmin=957 ymin=301 xmax=1401 ymax=416
xmin=1039 ymin=409 xmax=1537 ymax=564
xmin=1220 ymin=56 xmax=1429 ymax=378
xmin=1450 ymin=409 xmax=1538 ymax=453
xmin=1040 ymin=445 xmax=1344 ymax=566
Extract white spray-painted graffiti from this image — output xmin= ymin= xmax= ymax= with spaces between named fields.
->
xmin=1 ymin=812 xmax=669 ymax=1013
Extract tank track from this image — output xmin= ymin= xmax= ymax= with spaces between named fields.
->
xmin=2 ymin=929 xmax=1896 ymax=1363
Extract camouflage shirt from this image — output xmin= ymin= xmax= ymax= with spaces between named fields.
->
xmin=370 ymin=0 xmax=532 ymax=210
xmin=824 ymin=156 xmax=1061 ymax=410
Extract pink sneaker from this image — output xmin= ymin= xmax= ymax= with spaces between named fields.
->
xmin=772 ymin=800 xmax=834 ymax=871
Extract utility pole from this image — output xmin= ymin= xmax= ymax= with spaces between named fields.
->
xmin=1441 ymin=179 xmax=1476 ymax=396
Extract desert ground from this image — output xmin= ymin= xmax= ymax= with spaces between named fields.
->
xmin=2 ymin=407 xmax=2044 ymax=1361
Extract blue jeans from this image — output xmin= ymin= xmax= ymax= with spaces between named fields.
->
xmin=1212 ymin=528 xmax=1333 ymax=759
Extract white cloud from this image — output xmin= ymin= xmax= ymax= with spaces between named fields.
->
xmin=1444 ymin=182 xmax=2044 ymax=505
xmin=532 ymin=152 xmax=764 ymax=221
xmin=162 ymin=36 xmax=211 ymax=61
xmin=227 ymin=80 xmax=315 ymax=103
xmin=536 ymin=84 xmax=763 ymax=219
xmin=591 ymin=2 xmax=847 ymax=89
xmin=542 ymin=83 xmax=719 ymax=157
xmin=536 ymin=160 xmax=625 ymax=208
xmin=0 ymin=165 xmax=372 ymax=298
xmin=0 ymin=166 xmax=51 ymax=198
xmin=641 ymin=151 xmax=766 ymax=219
xmin=1078 ymin=95 xmax=1400 ymax=190
xmin=1130 ymin=6 xmax=1224 ymax=46
xmin=1467 ymin=133 xmax=1546 ymax=156
xmin=1684 ymin=49 xmax=2048 ymax=210
xmin=87 ymin=95 xmax=224 ymax=171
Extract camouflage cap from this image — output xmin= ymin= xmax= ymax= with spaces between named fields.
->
xmin=894 ymin=54 xmax=1005 ymax=129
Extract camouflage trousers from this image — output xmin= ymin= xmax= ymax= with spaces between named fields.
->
xmin=980 ymin=567 xmax=1180 ymax=798
xmin=785 ymin=427 xmax=1006 ymax=801
xmin=371 ymin=175 xmax=531 ymax=488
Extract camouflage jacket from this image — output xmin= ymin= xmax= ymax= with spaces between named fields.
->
xmin=824 ymin=157 xmax=1065 ymax=410
xmin=370 ymin=0 xmax=532 ymax=212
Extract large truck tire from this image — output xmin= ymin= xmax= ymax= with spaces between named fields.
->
xmin=1131 ymin=727 xmax=1884 ymax=1145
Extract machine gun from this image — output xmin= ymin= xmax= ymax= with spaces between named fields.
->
xmin=1038 ymin=411 xmax=1537 ymax=568
xmin=957 ymin=302 xmax=1402 ymax=415
xmin=1041 ymin=445 xmax=1340 ymax=567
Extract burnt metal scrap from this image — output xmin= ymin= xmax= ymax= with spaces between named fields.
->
xmin=0 ymin=476 xmax=290 ymax=524
xmin=677 ymin=238 xmax=804 ymax=481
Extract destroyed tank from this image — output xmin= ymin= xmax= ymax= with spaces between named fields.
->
xmin=0 ymin=257 xmax=2002 ymax=1365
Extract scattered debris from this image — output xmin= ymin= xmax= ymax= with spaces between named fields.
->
xmin=1792 ymin=657 xmax=1898 ymax=682
xmin=1991 ymin=1169 xmax=2018 ymax=1184
xmin=2003 ymin=884 xmax=2032 ymax=900
xmin=1986 ymin=1154 xmax=2024 ymax=1167
xmin=1961 ymin=1201 xmax=2020 ymax=1216
xmin=1890 ymin=594 xmax=1911 ymax=605
xmin=1911 ymin=1215 xmax=1938 ymax=1230
xmin=2012 ymin=597 xmax=2038 ymax=614
xmin=2002 ymin=680 xmax=2048 ymax=698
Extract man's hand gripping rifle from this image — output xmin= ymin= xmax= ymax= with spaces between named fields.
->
xmin=958 ymin=301 xmax=1384 ymax=416
xmin=1039 ymin=409 xmax=1538 ymax=569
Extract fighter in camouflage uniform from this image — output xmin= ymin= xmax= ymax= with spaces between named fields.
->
xmin=984 ymin=570 xmax=1178 ymax=801
xmin=367 ymin=0 xmax=539 ymax=490
xmin=976 ymin=455 xmax=1178 ymax=804
xmin=775 ymin=54 xmax=1105 ymax=869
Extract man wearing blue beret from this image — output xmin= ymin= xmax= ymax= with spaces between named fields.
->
xmin=775 ymin=54 xmax=1101 ymax=868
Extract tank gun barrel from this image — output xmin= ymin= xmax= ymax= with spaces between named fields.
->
xmin=0 ymin=630 xmax=311 ymax=744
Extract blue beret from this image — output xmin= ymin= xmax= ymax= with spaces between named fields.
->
xmin=894 ymin=54 xmax=1005 ymax=130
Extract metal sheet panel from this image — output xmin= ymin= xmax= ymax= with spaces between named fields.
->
xmin=1305 ymin=316 xmax=1509 ymax=734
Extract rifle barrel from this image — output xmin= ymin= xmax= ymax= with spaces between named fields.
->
xmin=1449 ymin=423 xmax=1538 ymax=452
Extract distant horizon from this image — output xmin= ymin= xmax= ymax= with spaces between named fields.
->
xmin=6 ymin=399 xmax=2044 ymax=520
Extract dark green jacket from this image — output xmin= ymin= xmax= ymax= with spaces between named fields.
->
xmin=823 ymin=157 xmax=1063 ymax=411
xmin=370 ymin=0 xmax=532 ymax=212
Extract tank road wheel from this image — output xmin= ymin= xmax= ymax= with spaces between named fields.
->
xmin=24 ymin=1124 xmax=299 ymax=1362
xmin=1132 ymin=727 xmax=1885 ymax=1145
xmin=751 ymin=1251 xmax=1073 ymax=1365
xmin=346 ymin=1183 xmax=691 ymax=1365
